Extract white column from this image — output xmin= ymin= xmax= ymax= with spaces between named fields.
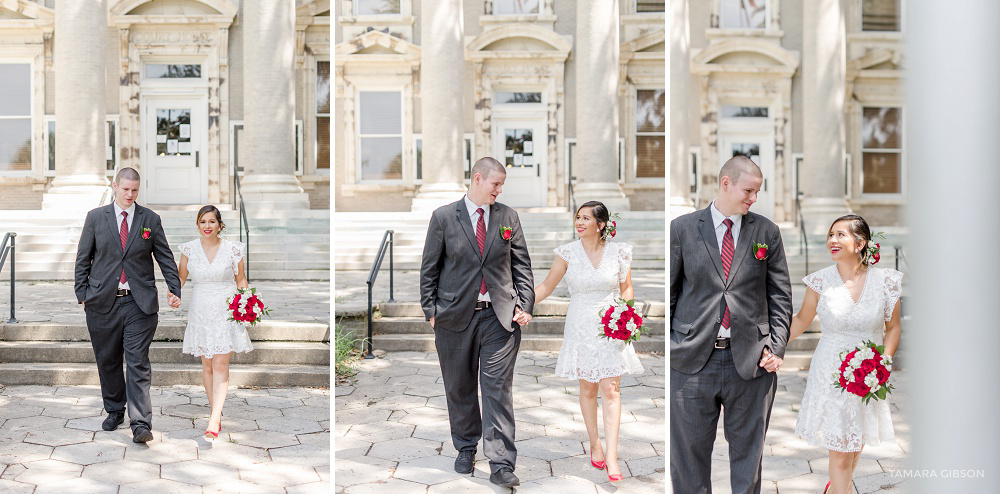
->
xmin=800 ymin=0 xmax=850 ymax=233
xmin=240 ymin=0 xmax=310 ymax=210
xmin=43 ymin=0 xmax=109 ymax=210
xmin=574 ymin=0 xmax=629 ymax=211
xmin=411 ymin=0 xmax=466 ymax=211
xmin=909 ymin=2 xmax=1000 ymax=491
xmin=669 ymin=0 xmax=694 ymax=219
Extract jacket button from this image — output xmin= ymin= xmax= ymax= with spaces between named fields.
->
xmin=716 ymin=317 xmax=721 ymax=323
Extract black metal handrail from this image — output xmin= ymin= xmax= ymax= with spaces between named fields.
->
xmin=568 ymin=174 xmax=578 ymax=216
xmin=894 ymin=246 xmax=908 ymax=272
xmin=365 ymin=230 xmax=395 ymax=359
xmin=1 ymin=232 xmax=17 ymax=323
xmin=233 ymin=166 xmax=251 ymax=277
xmin=796 ymin=192 xmax=808 ymax=275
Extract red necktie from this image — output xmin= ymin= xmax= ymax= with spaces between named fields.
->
xmin=720 ymin=218 xmax=734 ymax=329
xmin=119 ymin=211 xmax=129 ymax=285
xmin=476 ymin=208 xmax=487 ymax=295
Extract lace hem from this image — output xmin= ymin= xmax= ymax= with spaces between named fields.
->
xmin=179 ymin=241 xmax=194 ymax=258
xmin=553 ymin=243 xmax=573 ymax=263
xmin=796 ymin=430 xmax=896 ymax=453
xmin=229 ymin=240 xmax=245 ymax=274
xmin=803 ymin=270 xmax=824 ymax=293
xmin=182 ymin=343 xmax=254 ymax=358
xmin=617 ymin=243 xmax=633 ymax=283
xmin=555 ymin=366 xmax=642 ymax=383
xmin=882 ymin=268 xmax=903 ymax=321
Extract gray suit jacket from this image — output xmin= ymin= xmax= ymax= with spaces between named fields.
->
xmin=670 ymin=207 xmax=792 ymax=380
xmin=74 ymin=203 xmax=182 ymax=316
xmin=419 ymin=199 xmax=534 ymax=332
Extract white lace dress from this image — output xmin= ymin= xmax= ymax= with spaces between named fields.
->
xmin=795 ymin=265 xmax=903 ymax=452
xmin=179 ymin=239 xmax=254 ymax=358
xmin=553 ymin=240 xmax=644 ymax=383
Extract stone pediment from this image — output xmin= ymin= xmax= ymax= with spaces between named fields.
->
xmin=297 ymin=0 xmax=330 ymax=18
xmin=691 ymin=39 xmax=798 ymax=77
xmin=849 ymin=48 xmax=903 ymax=73
xmin=467 ymin=25 xmax=571 ymax=61
xmin=336 ymin=29 xmax=420 ymax=60
xmin=0 ymin=0 xmax=54 ymax=21
xmin=109 ymin=0 xmax=237 ymax=24
xmin=622 ymin=29 xmax=664 ymax=54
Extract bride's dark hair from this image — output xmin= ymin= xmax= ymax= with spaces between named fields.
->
xmin=576 ymin=201 xmax=611 ymax=240
xmin=829 ymin=214 xmax=872 ymax=265
xmin=196 ymin=205 xmax=226 ymax=233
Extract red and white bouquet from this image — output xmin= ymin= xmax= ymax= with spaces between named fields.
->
xmin=832 ymin=340 xmax=893 ymax=404
xmin=227 ymin=287 xmax=271 ymax=327
xmin=597 ymin=298 xmax=646 ymax=345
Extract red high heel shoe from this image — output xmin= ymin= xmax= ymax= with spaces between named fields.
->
xmin=590 ymin=452 xmax=605 ymax=470
xmin=204 ymin=422 xmax=221 ymax=441
xmin=607 ymin=471 xmax=623 ymax=482
xmin=823 ymin=480 xmax=831 ymax=494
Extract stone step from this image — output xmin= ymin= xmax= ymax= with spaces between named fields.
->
xmin=376 ymin=301 xmax=666 ymax=318
xmin=0 ymin=362 xmax=329 ymax=387
xmin=357 ymin=333 xmax=666 ymax=354
xmin=368 ymin=316 xmax=665 ymax=336
xmin=0 ymin=341 xmax=330 ymax=365
xmin=8 ymin=270 xmax=331 ymax=281
xmin=0 ymin=321 xmax=330 ymax=342
xmin=333 ymin=258 xmax=665 ymax=271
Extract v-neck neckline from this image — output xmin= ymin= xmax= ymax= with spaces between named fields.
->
xmin=200 ymin=239 xmax=222 ymax=265
xmin=834 ymin=266 xmax=870 ymax=305
xmin=580 ymin=239 xmax=608 ymax=271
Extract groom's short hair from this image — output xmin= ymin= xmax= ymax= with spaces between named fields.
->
xmin=115 ymin=167 xmax=140 ymax=184
xmin=718 ymin=155 xmax=762 ymax=186
xmin=470 ymin=157 xmax=506 ymax=182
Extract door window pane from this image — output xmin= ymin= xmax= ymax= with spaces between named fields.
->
xmin=504 ymin=129 xmax=535 ymax=170
xmin=495 ymin=0 xmax=539 ymax=14
xmin=636 ymin=0 xmax=665 ymax=13
xmin=146 ymin=64 xmax=202 ymax=79
xmin=155 ymin=109 xmax=192 ymax=156
xmin=355 ymin=0 xmax=400 ymax=15
xmin=720 ymin=0 xmax=768 ymax=29
xmin=862 ymin=0 xmax=900 ymax=32
xmin=359 ymin=91 xmax=402 ymax=180
xmin=862 ymin=106 xmax=903 ymax=194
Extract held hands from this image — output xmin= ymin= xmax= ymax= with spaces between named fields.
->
xmin=513 ymin=307 xmax=532 ymax=326
xmin=759 ymin=347 xmax=783 ymax=373
xmin=167 ymin=293 xmax=181 ymax=309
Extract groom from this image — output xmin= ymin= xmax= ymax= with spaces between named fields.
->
xmin=74 ymin=167 xmax=182 ymax=443
xmin=419 ymin=157 xmax=534 ymax=488
xmin=669 ymin=156 xmax=792 ymax=493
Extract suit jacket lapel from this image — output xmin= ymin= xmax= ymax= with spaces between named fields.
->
xmin=697 ymin=207 xmax=725 ymax=281
xmin=480 ymin=204 xmax=500 ymax=263
xmin=105 ymin=205 xmax=122 ymax=252
xmin=122 ymin=205 xmax=144 ymax=256
xmin=726 ymin=213 xmax=757 ymax=286
xmin=456 ymin=200 xmax=482 ymax=261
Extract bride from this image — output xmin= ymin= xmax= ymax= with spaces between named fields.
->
xmin=177 ymin=205 xmax=254 ymax=441
xmin=532 ymin=201 xmax=644 ymax=483
xmin=782 ymin=214 xmax=902 ymax=494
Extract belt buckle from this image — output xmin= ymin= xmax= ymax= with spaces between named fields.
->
xmin=714 ymin=338 xmax=728 ymax=349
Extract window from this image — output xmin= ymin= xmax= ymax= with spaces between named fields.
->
xmin=566 ymin=138 xmax=626 ymax=184
xmin=720 ymin=0 xmax=768 ymax=29
xmin=636 ymin=0 xmax=665 ymax=13
xmin=721 ymin=105 xmax=768 ymax=118
xmin=0 ymin=63 xmax=32 ymax=172
xmin=414 ymin=134 xmax=473 ymax=182
xmin=635 ymin=89 xmax=665 ymax=179
xmin=861 ymin=107 xmax=902 ymax=194
xmin=145 ymin=64 xmax=202 ymax=79
xmin=358 ymin=91 xmax=402 ymax=181
xmin=231 ymin=121 xmax=303 ymax=174
xmin=494 ymin=0 xmax=539 ymax=15
xmin=355 ymin=0 xmax=400 ymax=15
xmin=862 ymin=0 xmax=900 ymax=32
xmin=316 ymin=61 xmax=330 ymax=171
xmin=45 ymin=117 xmax=120 ymax=176
xmin=494 ymin=92 xmax=542 ymax=104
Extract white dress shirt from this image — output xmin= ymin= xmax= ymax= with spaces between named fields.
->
xmin=710 ymin=200 xmax=743 ymax=338
xmin=113 ymin=201 xmax=136 ymax=290
xmin=464 ymin=195 xmax=491 ymax=303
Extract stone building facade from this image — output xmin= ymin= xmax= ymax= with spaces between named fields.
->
xmin=670 ymin=0 xmax=905 ymax=229
xmin=334 ymin=0 xmax=666 ymax=212
xmin=0 ymin=0 xmax=330 ymax=210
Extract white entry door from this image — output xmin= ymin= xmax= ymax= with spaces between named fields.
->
xmin=718 ymin=130 xmax=775 ymax=219
xmin=492 ymin=117 xmax=547 ymax=207
xmin=143 ymin=96 xmax=206 ymax=204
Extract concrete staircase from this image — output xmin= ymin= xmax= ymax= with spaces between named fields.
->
xmin=341 ymin=300 xmax=666 ymax=354
xmin=334 ymin=210 xmax=666 ymax=271
xmin=0 ymin=207 xmax=330 ymax=281
xmin=0 ymin=321 xmax=330 ymax=386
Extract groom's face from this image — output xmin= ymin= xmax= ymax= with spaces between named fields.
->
xmin=114 ymin=179 xmax=140 ymax=209
xmin=472 ymin=170 xmax=506 ymax=205
xmin=719 ymin=174 xmax=762 ymax=215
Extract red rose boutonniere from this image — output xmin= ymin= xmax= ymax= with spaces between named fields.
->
xmin=753 ymin=242 xmax=768 ymax=261
xmin=141 ymin=228 xmax=151 ymax=240
xmin=500 ymin=226 xmax=512 ymax=241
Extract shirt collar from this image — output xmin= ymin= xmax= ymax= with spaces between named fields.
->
xmin=710 ymin=200 xmax=742 ymax=229
xmin=464 ymin=195 xmax=486 ymax=217
xmin=114 ymin=201 xmax=136 ymax=219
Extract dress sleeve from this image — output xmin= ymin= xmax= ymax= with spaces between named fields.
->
xmin=617 ymin=242 xmax=633 ymax=283
xmin=802 ymin=269 xmax=823 ymax=294
xmin=553 ymin=243 xmax=573 ymax=263
xmin=178 ymin=241 xmax=193 ymax=258
xmin=882 ymin=268 xmax=903 ymax=321
xmin=230 ymin=240 xmax=246 ymax=275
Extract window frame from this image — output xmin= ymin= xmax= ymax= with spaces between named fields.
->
xmin=859 ymin=0 xmax=903 ymax=33
xmin=315 ymin=59 xmax=331 ymax=175
xmin=354 ymin=87 xmax=406 ymax=184
xmin=352 ymin=0 xmax=403 ymax=16
xmin=718 ymin=0 xmax=771 ymax=31
xmin=859 ymin=105 xmax=905 ymax=198
xmin=412 ymin=133 xmax=474 ymax=185
xmin=0 ymin=60 xmax=34 ymax=176
xmin=633 ymin=87 xmax=666 ymax=183
xmin=491 ymin=0 xmax=542 ymax=16
xmin=634 ymin=0 xmax=666 ymax=14
xmin=229 ymin=120 xmax=303 ymax=176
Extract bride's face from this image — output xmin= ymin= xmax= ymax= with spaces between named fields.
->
xmin=198 ymin=213 xmax=221 ymax=238
xmin=575 ymin=207 xmax=603 ymax=239
xmin=827 ymin=221 xmax=864 ymax=262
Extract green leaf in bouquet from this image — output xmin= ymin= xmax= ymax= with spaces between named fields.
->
xmin=876 ymin=345 xmax=886 ymax=354
xmin=876 ymin=387 xmax=888 ymax=400
xmin=625 ymin=299 xmax=635 ymax=307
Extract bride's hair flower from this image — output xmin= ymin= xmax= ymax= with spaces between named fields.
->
xmin=602 ymin=212 xmax=621 ymax=240
xmin=866 ymin=232 xmax=886 ymax=265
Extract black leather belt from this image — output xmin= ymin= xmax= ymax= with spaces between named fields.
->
xmin=714 ymin=337 xmax=730 ymax=349
xmin=474 ymin=301 xmax=492 ymax=310
xmin=116 ymin=289 xmax=131 ymax=297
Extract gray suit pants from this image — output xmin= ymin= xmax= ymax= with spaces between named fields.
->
xmin=434 ymin=306 xmax=521 ymax=474
xmin=85 ymin=293 xmax=157 ymax=433
xmin=670 ymin=347 xmax=777 ymax=494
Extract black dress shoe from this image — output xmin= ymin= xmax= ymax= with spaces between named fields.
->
xmin=489 ymin=468 xmax=520 ymax=488
xmin=102 ymin=411 xmax=124 ymax=431
xmin=132 ymin=427 xmax=153 ymax=443
xmin=454 ymin=450 xmax=476 ymax=474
